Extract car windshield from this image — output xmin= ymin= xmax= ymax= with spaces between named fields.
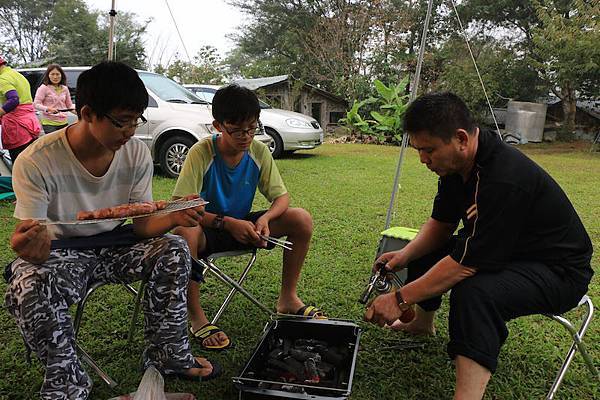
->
xmin=259 ymin=100 xmax=271 ymax=109
xmin=189 ymin=87 xmax=272 ymax=109
xmin=138 ymin=72 xmax=207 ymax=104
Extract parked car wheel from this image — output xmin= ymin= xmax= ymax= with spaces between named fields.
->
xmin=159 ymin=135 xmax=195 ymax=178
xmin=265 ymin=127 xmax=284 ymax=159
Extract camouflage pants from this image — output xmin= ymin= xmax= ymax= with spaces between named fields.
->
xmin=5 ymin=234 xmax=196 ymax=400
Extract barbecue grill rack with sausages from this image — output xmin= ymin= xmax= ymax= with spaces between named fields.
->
xmin=40 ymin=198 xmax=207 ymax=225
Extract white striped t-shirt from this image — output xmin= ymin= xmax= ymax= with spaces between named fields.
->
xmin=12 ymin=127 xmax=153 ymax=239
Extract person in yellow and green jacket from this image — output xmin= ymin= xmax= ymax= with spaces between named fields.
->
xmin=0 ymin=55 xmax=41 ymax=162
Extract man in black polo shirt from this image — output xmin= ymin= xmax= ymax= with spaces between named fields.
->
xmin=364 ymin=92 xmax=593 ymax=399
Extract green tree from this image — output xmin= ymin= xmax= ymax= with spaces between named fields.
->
xmin=99 ymin=11 xmax=149 ymax=68
xmin=461 ymin=0 xmax=600 ymax=138
xmin=529 ymin=0 xmax=600 ymax=138
xmin=48 ymin=0 xmax=148 ymax=68
xmin=46 ymin=0 xmax=105 ymax=65
xmin=229 ymin=0 xmax=380 ymax=99
xmin=432 ymin=35 xmax=546 ymax=121
xmin=0 ymin=0 xmax=57 ymax=65
xmin=158 ymin=46 xmax=225 ymax=84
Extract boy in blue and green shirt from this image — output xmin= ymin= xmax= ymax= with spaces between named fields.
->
xmin=173 ymin=84 xmax=325 ymax=350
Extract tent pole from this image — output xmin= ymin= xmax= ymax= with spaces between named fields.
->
xmin=107 ymin=0 xmax=117 ymax=61
xmin=384 ymin=0 xmax=435 ymax=230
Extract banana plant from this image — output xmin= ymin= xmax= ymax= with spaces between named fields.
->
xmin=370 ymin=77 xmax=410 ymax=144
xmin=342 ymin=77 xmax=410 ymax=144
xmin=339 ymin=97 xmax=378 ymax=136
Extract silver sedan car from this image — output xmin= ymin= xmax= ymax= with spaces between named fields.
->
xmin=185 ymin=84 xmax=323 ymax=158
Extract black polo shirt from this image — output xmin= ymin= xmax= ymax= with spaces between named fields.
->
xmin=431 ymin=130 xmax=593 ymax=279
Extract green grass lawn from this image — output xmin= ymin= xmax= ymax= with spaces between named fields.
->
xmin=0 ymin=142 xmax=598 ymax=399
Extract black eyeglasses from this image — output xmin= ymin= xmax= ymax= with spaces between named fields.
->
xmin=105 ymin=113 xmax=147 ymax=129
xmin=222 ymin=125 xmax=260 ymax=139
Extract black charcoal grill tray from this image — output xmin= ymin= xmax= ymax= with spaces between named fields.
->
xmin=233 ymin=317 xmax=361 ymax=400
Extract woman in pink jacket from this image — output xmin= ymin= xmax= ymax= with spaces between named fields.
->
xmin=33 ymin=64 xmax=75 ymax=134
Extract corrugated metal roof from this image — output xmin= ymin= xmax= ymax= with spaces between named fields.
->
xmin=232 ymin=74 xmax=347 ymax=105
xmin=233 ymin=75 xmax=289 ymax=90
xmin=545 ymin=96 xmax=600 ymax=119
xmin=578 ymin=100 xmax=600 ymax=119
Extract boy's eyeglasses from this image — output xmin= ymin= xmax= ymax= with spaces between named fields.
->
xmin=105 ymin=113 xmax=147 ymax=129
xmin=222 ymin=126 xmax=260 ymax=139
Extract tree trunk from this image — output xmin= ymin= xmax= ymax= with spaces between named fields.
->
xmin=559 ymin=81 xmax=576 ymax=141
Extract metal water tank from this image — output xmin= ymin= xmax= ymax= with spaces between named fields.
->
xmin=506 ymin=101 xmax=547 ymax=142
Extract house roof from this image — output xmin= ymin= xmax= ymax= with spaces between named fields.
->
xmin=233 ymin=75 xmax=289 ymax=90
xmin=545 ymin=97 xmax=600 ymax=120
xmin=233 ymin=75 xmax=347 ymax=105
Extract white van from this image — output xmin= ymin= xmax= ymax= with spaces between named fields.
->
xmin=17 ymin=67 xmax=272 ymax=178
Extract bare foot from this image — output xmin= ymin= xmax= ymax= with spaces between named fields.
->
xmin=202 ymin=330 xmax=229 ymax=348
xmin=388 ymin=318 xmax=436 ymax=335
xmin=190 ymin=319 xmax=230 ymax=348
xmin=184 ymin=356 xmax=213 ymax=378
xmin=388 ymin=307 xmax=436 ymax=335
xmin=276 ymin=295 xmax=304 ymax=314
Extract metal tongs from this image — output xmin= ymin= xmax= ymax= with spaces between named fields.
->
xmin=259 ymin=234 xmax=293 ymax=250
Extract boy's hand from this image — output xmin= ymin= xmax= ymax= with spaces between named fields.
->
xmin=10 ymin=219 xmax=51 ymax=264
xmin=171 ymin=207 xmax=204 ymax=227
xmin=254 ymin=215 xmax=270 ymax=248
xmin=226 ymin=218 xmax=261 ymax=246
xmin=170 ymin=194 xmax=205 ymax=227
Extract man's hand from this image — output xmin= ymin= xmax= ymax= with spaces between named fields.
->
xmin=226 ymin=218 xmax=261 ymax=246
xmin=10 ymin=219 xmax=51 ymax=264
xmin=373 ymin=250 xmax=409 ymax=273
xmin=364 ymin=292 xmax=404 ymax=327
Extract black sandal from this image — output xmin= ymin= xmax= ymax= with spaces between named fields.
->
xmin=165 ymin=357 xmax=222 ymax=382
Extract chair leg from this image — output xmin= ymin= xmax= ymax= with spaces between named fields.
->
xmin=73 ymin=281 xmax=119 ymax=388
xmin=545 ymin=297 xmax=599 ymax=400
xmin=211 ymin=251 xmax=257 ymax=325
xmin=76 ymin=343 xmax=118 ymax=388
xmin=74 ymin=281 xmax=106 ymax=338
xmin=128 ymin=281 xmax=145 ymax=344
xmin=199 ymin=258 xmax=273 ymax=317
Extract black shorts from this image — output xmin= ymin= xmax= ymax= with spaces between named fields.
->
xmin=406 ymin=238 xmax=591 ymax=373
xmin=200 ymin=210 xmax=276 ymax=258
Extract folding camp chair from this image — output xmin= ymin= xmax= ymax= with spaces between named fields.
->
xmin=10 ymin=277 xmax=143 ymax=389
xmin=0 ymin=149 xmax=12 ymax=176
xmin=197 ymin=249 xmax=273 ymax=324
xmin=591 ymin=131 xmax=600 ymax=152
xmin=544 ymin=295 xmax=599 ymax=399
xmin=72 ymin=279 xmax=143 ymax=388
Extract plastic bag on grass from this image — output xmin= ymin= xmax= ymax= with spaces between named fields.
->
xmin=108 ymin=366 xmax=196 ymax=400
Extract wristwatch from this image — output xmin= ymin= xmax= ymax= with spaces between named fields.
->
xmin=213 ymin=214 xmax=225 ymax=230
xmin=394 ymin=288 xmax=411 ymax=312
